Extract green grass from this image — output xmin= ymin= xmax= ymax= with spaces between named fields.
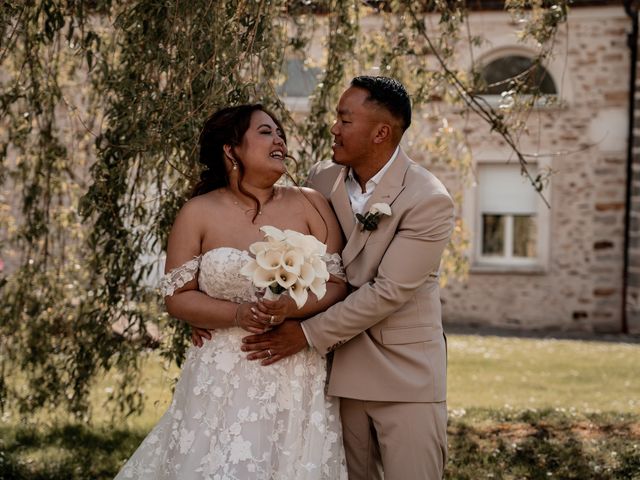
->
xmin=447 ymin=335 xmax=640 ymax=414
xmin=2 ymin=334 xmax=639 ymax=479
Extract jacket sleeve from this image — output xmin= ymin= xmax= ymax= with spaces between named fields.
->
xmin=303 ymin=162 xmax=320 ymax=189
xmin=302 ymin=192 xmax=454 ymax=355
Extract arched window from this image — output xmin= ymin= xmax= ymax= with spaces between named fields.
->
xmin=478 ymin=55 xmax=556 ymax=96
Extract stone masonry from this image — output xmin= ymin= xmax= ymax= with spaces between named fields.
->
xmin=406 ymin=6 xmax=631 ymax=332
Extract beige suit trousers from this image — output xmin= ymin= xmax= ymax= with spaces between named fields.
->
xmin=340 ymin=398 xmax=448 ymax=480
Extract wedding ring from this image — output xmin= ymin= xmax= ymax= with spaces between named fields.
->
xmin=267 ymin=349 xmax=273 ymax=358
xmin=270 ymin=315 xmax=276 ymax=324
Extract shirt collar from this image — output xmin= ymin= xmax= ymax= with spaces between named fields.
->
xmin=346 ymin=146 xmax=400 ymax=192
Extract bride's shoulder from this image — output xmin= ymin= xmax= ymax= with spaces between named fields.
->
xmin=174 ymin=191 xmax=223 ymax=224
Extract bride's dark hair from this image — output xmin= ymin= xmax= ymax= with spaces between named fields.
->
xmin=191 ymin=104 xmax=287 ymax=217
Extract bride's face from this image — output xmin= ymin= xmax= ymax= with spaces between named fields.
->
xmin=233 ymin=110 xmax=287 ymax=184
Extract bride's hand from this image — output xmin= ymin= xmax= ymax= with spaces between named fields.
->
xmin=255 ymin=295 xmax=297 ymax=326
xmin=235 ymin=302 xmax=271 ymax=333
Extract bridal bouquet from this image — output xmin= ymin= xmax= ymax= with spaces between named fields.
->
xmin=239 ymin=226 xmax=330 ymax=308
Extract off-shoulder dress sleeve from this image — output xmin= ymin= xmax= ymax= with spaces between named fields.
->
xmin=159 ymin=255 xmax=202 ymax=297
xmin=323 ymin=252 xmax=346 ymax=282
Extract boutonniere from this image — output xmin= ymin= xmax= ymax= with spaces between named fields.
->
xmin=355 ymin=203 xmax=392 ymax=231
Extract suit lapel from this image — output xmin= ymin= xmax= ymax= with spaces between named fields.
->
xmin=329 ymin=167 xmax=356 ymax=236
xmin=341 ymin=151 xmax=411 ymax=268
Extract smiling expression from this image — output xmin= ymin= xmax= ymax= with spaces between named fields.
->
xmin=231 ymin=110 xmax=288 ymax=182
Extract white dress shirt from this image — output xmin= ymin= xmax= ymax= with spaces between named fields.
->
xmin=345 ymin=146 xmax=400 ymax=215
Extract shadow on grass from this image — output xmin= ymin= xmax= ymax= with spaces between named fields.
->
xmin=446 ymin=409 xmax=640 ymax=479
xmin=2 ymin=409 xmax=639 ymax=479
xmin=0 ymin=423 xmax=146 ymax=480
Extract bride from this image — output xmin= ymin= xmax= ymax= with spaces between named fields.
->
xmin=115 ymin=104 xmax=348 ymax=479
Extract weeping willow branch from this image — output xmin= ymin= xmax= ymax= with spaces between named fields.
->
xmin=0 ymin=0 xmax=569 ymax=419
xmin=404 ymin=0 xmax=568 ymax=207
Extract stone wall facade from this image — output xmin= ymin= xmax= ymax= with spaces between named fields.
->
xmin=405 ymin=6 xmax=631 ymax=332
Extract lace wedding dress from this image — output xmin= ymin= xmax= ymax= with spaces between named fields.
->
xmin=115 ymin=247 xmax=347 ymax=480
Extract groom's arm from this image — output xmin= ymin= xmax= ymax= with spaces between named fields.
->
xmin=241 ymin=192 xmax=454 ymax=364
xmin=302 ymin=192 xmax=454 ymax=355
xmin=241 ymin=192 xmax=453 ymax=363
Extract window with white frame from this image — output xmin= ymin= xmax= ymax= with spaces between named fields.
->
xmin=474 ymin=162 xmax=547 ymax=268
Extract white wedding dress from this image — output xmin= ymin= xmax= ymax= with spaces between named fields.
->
xmin=115 ymin=247 xmax=347 ymax=480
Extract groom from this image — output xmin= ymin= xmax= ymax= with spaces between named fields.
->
xmin=244 ymin=76 xmax=454 ymax=479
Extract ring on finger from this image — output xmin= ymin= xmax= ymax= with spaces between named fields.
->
xmin=270 ymin=315 xmax=276 ymax=325
xmin=267 ymin=349 xmax=273 ymax=358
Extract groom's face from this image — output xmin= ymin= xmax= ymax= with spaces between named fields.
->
xmin=330 ymin=87 xmax=379 ymax=169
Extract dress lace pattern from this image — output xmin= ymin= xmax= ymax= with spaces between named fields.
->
xmin=324 ymin=252 xmax=346 ymax=282
xmin=116 ymin=247 xmax=347 ymax=480
xmin=158 ymin=256 xmax=201 ymax=297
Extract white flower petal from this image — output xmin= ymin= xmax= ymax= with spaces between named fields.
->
xmin=275 ymin=267 xmax=297 ymax=289
xmin=285 ymin=230 xmax=327 ymax=256
xmin=260 ymin=225 xmax=286 ymax=241
xmin=239 ymin=260 xmax=258 ymax=278
xmin=370 ymin=202 xmax=392 ymax=216
xmin=288 ymin=281 xmax=308 ymax=308
xmin=309 ymin=276 xmax=327 ymax=300
xmin=312 ymin=257 xmax=330 ymax=281
xmin=253 ymin=267 xmax=277 ymax=288
xmin=298 ymin=262 xmax=316 ymax=286
xmin=249 ymin=241 xmax=272 ymax=255
xmin=282 ymin=249 xmax=304 ymax=275
xmin=256 ymin=250 xmax=282 ymax=270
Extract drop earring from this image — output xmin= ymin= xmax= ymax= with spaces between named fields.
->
xmin=232 ymin=161 xmax=238 ymax=170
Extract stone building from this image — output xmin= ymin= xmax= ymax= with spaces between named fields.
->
xmin=283 ymin=1 xmax=638 ymax=333
xmin=5 ymin=2 xmax=637 ymax=334
xmin=430 ymin=2 xmax=639 ymax=334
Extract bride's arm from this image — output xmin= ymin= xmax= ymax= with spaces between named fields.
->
xmin=163 ymin=199 xmax=265 ymax=333
xmin=255 ymin=188 xmax=348 ymax=321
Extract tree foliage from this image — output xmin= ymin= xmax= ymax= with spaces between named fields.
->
xmin=0 ymin=0 xmax=568 ymax=418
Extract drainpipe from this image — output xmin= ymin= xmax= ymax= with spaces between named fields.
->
xmin=623 ymin=0 xmax=638 ymax=334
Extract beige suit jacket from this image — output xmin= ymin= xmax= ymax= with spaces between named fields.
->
xmin=303 ymin=150 xmax=455 ymax=403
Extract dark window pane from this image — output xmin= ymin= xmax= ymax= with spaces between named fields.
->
xmin=513 ymin=215 xmax=537 ymax=258
xmin=479 ymin=55 xmax=556 ymax=95
xmin=482 ymin=214 xmax=504 ymax=256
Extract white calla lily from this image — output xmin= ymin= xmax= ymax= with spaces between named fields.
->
xmin=309 ymin=275 xmax=327 ymax=300
xmin=298 ymin=262 xmax=316 ymax=287
xmin=312 ymin=256 xmax=330 ymax=281
xmin=370 ymin=202 xmax=391 ymax=216
xmin=285 ymin=229 xmax=327 ymax=256
xmin=252 ymin=267 xmax=277 ymax=288
xmin=281 ymin=248 xmax=304 ymax=275
xmin=239 ymin=259 xmax=258 ymax=278
xmin=288 ymin=280 xmax=309 ymax=308
xmin=243 ymin=225 xmax=334 ymax=311
xmin=249 ymin=241 xmax=274 ymax=256
xmin=256 ymin=249 xmax=282 ymax=270
xmin=260 ymin=225 xmax=286 ymax=242
xmin=275 ymin=267 xmax=297 ymax=289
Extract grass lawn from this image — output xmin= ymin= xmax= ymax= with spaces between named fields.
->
xmin=1 ymin=334 xmax=639 ymax=479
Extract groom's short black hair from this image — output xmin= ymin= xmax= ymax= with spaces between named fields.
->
xmin=350 ymin=76 xmax=412 ymax=131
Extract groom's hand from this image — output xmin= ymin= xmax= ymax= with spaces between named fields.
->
xmin=241 ymin=320 xmax=308 ymax=366
xmin=191 ymin=326 xmax=212 ymax=347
